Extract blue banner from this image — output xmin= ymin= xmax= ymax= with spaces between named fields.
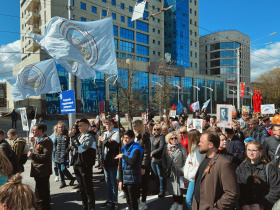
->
xmin=60 ymin=90 xmax=76 ymax=113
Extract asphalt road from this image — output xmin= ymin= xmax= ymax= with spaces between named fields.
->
xmin=21 ymin=159 xmax=189 ymax=210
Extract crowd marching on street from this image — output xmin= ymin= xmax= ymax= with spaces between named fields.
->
xmin=1 ymin=108 xmax=280 ymax=210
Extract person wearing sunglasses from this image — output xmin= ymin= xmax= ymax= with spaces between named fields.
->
xmin=150 ymin=124 xmax=165 ymax=198
xmin=236 ymin=140 xmax=280 ymax=210
xmin=162 ymin=131 xmax=187 ymax=210
xmin=179 ymin=126 xmax=189 ymax=154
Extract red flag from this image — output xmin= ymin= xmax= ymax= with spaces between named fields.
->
xmin=253 ymin=90 xmax=262 ymax=113
xmin=240 ymin=83 xmax=245 ymax=97
xmin=171 ymin=104 xmax=176 ymax=110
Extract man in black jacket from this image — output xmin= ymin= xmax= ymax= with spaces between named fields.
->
xmin=76 ymin=119 xmax=96 ymax=210
xmin=225 ymin=128 xmax=245 ymax=165
xmin=99 ymin=119 xmax=120 ymax=210
xmin=264 ymin=124 xmax=280 ymax=161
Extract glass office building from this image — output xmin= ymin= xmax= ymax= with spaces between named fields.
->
xmin=164 ymin=0 xmax=190 ymax=68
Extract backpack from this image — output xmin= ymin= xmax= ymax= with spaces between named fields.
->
xmin=18 ymin=141 xmax=29 ymax=165
xmin=2 ymin=143 xmax=18 ymax=175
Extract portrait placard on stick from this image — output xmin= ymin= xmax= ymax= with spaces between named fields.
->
xmin=216 ymin=104 xmax=232 ymax=128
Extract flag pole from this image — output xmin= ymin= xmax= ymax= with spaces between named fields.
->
xmin=94 ymin=81 xmax=101 ymax=136
xmin=116 ymin=80 xmax=121 ymax=143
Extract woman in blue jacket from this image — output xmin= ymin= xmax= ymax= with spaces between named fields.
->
xmin=116 ymin=130 xmax=144 ymax=210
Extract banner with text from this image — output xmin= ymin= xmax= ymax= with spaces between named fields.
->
xmin=60 ymin=90 xmax=76 ymax=114
xmin=240 ymin=82 xmax=245 ymax=97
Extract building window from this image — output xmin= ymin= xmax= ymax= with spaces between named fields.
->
xmin=120 ymin=40 xmax=134 ymax=53
xmin=195 ymin=63 xmax=197 ymax=68
xmin=120 ymin=28 xmax=134 ymax=41
xmin=136 ymin=56 xmax=149 ymax=62
xmin=143 ymin=11 xmax=149 ymax=20
xmin=194 ymin=21 xmax=197 ymax=26
xmin=190 ymin=62 xmax=192 ymax=67
xmin=190 ymin=8 xmax=192 ymax=14
xmin=153 ymin=51 xmax=155 ymax=55
xmin=190 ymin=19 xmax=192 ymax=24
xmin=158 ymin=52 xmax=160 ymax=56
xmin=145 ymin=2 xmax=148 ymax=9
xmin=195 ymin=52 xmax=197 ymax=58
xmin=190 ymin=30 xmax=192 ymax=35
xmin=120 ymin=3 xmax=124 ymax=9
xmin=112 ymin=13 xmax=116 ymax=19
xmin=92 ymin=6 xmax=97 ymax=13
xmin=136 ymin=21 xmax=148 ymax=32
xmin=195 ymin=42 xmax=197 ymax=47
xmin=137 ymin=44 xmax=149 ymax=56
xmin=194 ymin=0 xmax=197 ymax=5
xmin=80 ymin=2 xmax=86 ymax=10
xmin=158 ymin=30 xmax=160 ymax=34
xmin=205 ymin=46 xmax=207 ymax=51
xmin=158 ymin=19 xmax=160 ymax=23
xmin=129 ymin=6 xmax=133 ymax=12
xmin=153 ymin=28 xmax=155 ymax=32
xmin=158 ymin=41 xmax=160 ymax=45
xmin=194 ymin=32 xmax=197 ymax=37
xmin=102 ymin=0 xmax=106 ymax=2
xmin=127 ymin=17 xmax=134 ymax=28
xmin=153 ymin=40 xmax=155 ymax=44
xmin=102 ymin=10 xmax=107 ymax=16
xmin=113 ymin=25 xmax=118 ymax=36
xmin=194 ymin=11 xmax=197 ymax=16
xmin=114 ymin=39 xmax=118 ymax=49
xmin=111 ymin=0 xmax=116 ymax=6
xmin=190 ymin=51 xmax=192 ymax=57
xmin=81 ymin=17 xmax=86 ymax=21
xmin=121 ymin=16 xmax=125 ymax=22
xmin=136 ymin=32 xmax=148 ymax=44
xmin=190 ymin=41 xmax=192 ymax=46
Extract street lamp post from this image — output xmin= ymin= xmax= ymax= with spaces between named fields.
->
xmin=155 ymin=82 xmax=163 ymax=117
xmin=174 ymin=84 xmax=181 ymax=104
xmin=227 ymin=88 xmax=236 ymax=107
xmin=192 ymin=85 xmax=200 ymax=101
xmin=203 ymin=84 xmax=213 ymax=115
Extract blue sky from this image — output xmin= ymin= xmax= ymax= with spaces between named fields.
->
xmin=0 ymin=0 xmax=279 ymax=80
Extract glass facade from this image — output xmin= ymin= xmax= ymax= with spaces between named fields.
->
xmin=210 ymin=59 xmax=237 ymax=67
xmin=210 ymin=42 xmax=241 ymax=51
xmin=80 ymin=2 xmax=86 ymax=10
xmin=120 ymin=40 xmax=134 ymax=53
xmin=132 ymin=71 xmax=149 ymax=111
xmin=182 ymin=77 xmax=193 ymax=108
xmin=216 ymin=81 xmax=224 ymax=104
xmin=169 ymin=76 xmax=181 ymax=106
xmin=81 ymin=72 xmax=105 ymax=113
xmin=120 ymin=28 xmax=134 ymax=41
xmin=195 ymin=78 xmax=205 ymax=103
xmin=136 ymin=21 xmax=148 ymax=32
xmin=206 ymin=80 xmax=215 ymax=110
xmin=151 ymin=74 xmax=164 ymax=111
xmin=136 ymin=56 xmax=149 ymax=62
xmin=136 ymin=45 xmax=149 ymax=56
xmin=164 ymin=0 xmax=189 ymax=68
xmin=46 ymin=64 xmax=68 ymax=114
xmin=211 ymin=67 xmax=236 ymax=75
xmin=210 ymin=51 xmax=236 ymax=59
xmin=136 ymin=33 xmax=149 ymax=44
xmin=113 ymin=26 xmax=118 ymax=36
xmin=127 ymin=17 xmax=134 ymax=28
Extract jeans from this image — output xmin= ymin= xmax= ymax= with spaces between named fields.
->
xmin=52 ymin=152 xmax=58 ymax=176
xmin=34 ymin=176 xmax=51 ymax=210
xmin=12 ymin=120 xmax=17 ymax=128
xmin=56 ymin=163 xmax=74 ymax=183
xmin=151 ymin=162 xmax=164 ymax=191
xmin=104 ymin=166 xmax=118 ymax=204
xmin=76 ymin=166 xmax=95 ymax=210
xmin=123 ymin=184 xmax=139 ymax=210
xmin=137 ymin=166 xmax=149 ymax=202
xmin=186 ymin=181 xmax=195 ymax=210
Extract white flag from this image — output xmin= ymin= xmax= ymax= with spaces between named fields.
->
xmin=202 ymin=99 xmax=211 ymax=110
xmin=26 ymin=17 xmax=117 ymax=76
xmin=131 ymin=0 xmax=147 ymax=21
xmin=191 ymin=101 xmax=200 ymax=112
xmin=6 ymin=59 xmax=61 ymax=101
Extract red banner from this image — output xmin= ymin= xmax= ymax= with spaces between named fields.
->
xmin=240 ymin=83 xmax=245 ymax=97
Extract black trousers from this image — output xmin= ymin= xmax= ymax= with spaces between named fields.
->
xmin=137 ymin=167 xmax=149 ymax=202
xmin=173 ymin=195 xmax=183 ymax=205
xmin=76 ymin=166 xmax=95 ymax=210
xmin=34 ymin=176 xmax=51 ymax=210
xmin=123 ymin=184 xmax=139 ymax=210
xmin=12 ymin=120 xmax=17 ymax=128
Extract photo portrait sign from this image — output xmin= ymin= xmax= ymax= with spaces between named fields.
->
xmin=187 ymin=119 xmax=202 ymax=133
xmin=141 ymin=112 xmax=147 ymax=124
xmin=217 ymin=104 xmax=232 ymax=128
xmin=261 ymin=104 xmax=275 ymax=115
xmin=19 ymin=107 xmax=29 ymax=131
xmin=169 ymin=110 xmax=176 ymax=117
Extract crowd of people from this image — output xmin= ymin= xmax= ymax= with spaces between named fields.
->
xmin=1 ymin=109 xmax=280 ymax=210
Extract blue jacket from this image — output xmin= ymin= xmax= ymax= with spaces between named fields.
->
xmin=249 ymin=125 xmax=268 ymax=144
xmin=122 ymin=142 xmax=144 ymax=184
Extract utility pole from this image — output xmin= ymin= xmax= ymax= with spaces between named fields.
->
xmin=236 ymin=47 xmax=240 ymax=110
xmin=68 ymin=0 xmax=76 ymax=128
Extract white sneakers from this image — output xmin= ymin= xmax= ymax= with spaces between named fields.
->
xmin=54 ymin=176 xmax=59 ymax=182
xmin=118 ymin=190 xmax=125 ymax=197
xmin=138 ymin=202 xmax=148 ymax=210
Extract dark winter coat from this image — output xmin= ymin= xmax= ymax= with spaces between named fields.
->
xmin=135 ymin=133 xmax=151 ymax=169
xmin=30 ymin=134 xmax=53 ymax=177
xmin=249 ymin=125 xmax=269 ymax=144
xmin=236 ymin=160 xmax=280 ymax=210
xmin=226 ymin=135 xmax=245 ymax=166
xmin=67 ymin=135 xmax=79 ymax=167
xmin=76 ymin=132 xmax=96 ymax=168
xmin=264 ymin=135 xmax=280 ymax=161
xmin=150 ymin=134 xmax=165 ymax=164
xmin=54 ymin=132 xmax=70 ymax=164
xmin=11 ymin=111 xmax=18 ymax=121
xmin=234 ymin=130 xmax=245 ymax=142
